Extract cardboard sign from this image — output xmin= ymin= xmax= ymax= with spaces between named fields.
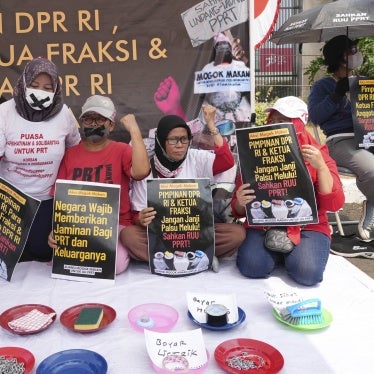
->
xmin=181 ymin=0 xmax=248 ymax=47
xmin=147 ymin=178 xmax=214 ymax=276
xmin=51 ymin=180 xmax=120 ymax=283
xmin=349 ymin=76 xmax=374 ymax=152
xmin=236 ymin=123 xmax=318 ymax=226
xmin=144 ymin=329 xmax=207 ymax=371
xmin=0 ymin=177 xmax=40 ymax=281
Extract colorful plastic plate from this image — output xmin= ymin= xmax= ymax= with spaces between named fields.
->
xmin=214 ymin=338 xmax=284 ymax=374
xmin=60 ymin=303 xmax=116 ymax=333
xmin=0 ymin=304 xmax=56 ymax=335
xmin=272 ymin=307 xmax=333 ymax=330
xmin=0 ymin=346 xmax=35 ymax=374
xmin=128 ymin=303 xmax=178 ymax=333
xmin=151 ymin=350 xmax=210 ymax=373
xmin=187 ymin=307 xmax=246 ymax=331
xmin=36 ymin=349 xmax=107 ymax=374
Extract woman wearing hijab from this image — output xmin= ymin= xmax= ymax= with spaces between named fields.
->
xmin=232 ymin=97 xmax=345 ymax=286
xmin=121 ymin=104 xmax=245 ymax=269
xmin=0 ymin=57 xmax=81 ymax=261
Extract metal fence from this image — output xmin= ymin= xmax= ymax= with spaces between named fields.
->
xmin=255 ymin=0 xmax=302 ymax=101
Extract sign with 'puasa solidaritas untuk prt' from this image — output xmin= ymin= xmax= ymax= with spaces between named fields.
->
xmin=0 ymin=177 xmax=40 ymax=282
xmin=52 ymin=180 xmax=120 ymax=284
xmin=236 ymin=123 xmax=318 ymax=226
xmin=147 ymin=178 xmax=214 ymax=277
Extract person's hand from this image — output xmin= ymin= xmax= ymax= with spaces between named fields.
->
xmin=301 ymin=145 xmax=325 ymax=169
xmin=235 ymin=183 xmax=255 ymax=207
xmin=137 ymin=207 xmax=157 ymax=227
xmin=231 ymin=38 xmax=248 ymax=65
xmin=231 ymin=38 xmax=245 ymax=59
xmin=48 ymin=231 xmax=57 ymax=249
xmin=335 ymin=77 xmax=349 ymax=96
xmin=120 ymin=114 xmax=139 ymax=133
xmin=331 ymin=77 xmax=349 ymax=103
xmin=154 ymin=76 xmax=183 ymax=115
xmin=202 ymin=104 xmax=216 ymax=128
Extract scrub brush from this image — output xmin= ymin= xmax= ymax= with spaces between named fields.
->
xmin=279 ymin=298 xmax=323 ymax=325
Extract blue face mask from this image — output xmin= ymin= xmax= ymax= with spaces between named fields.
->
xmin=83 ymin=125 xmax=109 ymax=143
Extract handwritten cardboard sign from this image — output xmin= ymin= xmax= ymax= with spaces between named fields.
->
xmin=181 ymin=0 xmax=248 ymax=47
xmin=186 ymin=291 xmax=239 ymax=324
xmin=144 ymin=328 xmax=207 ymax=370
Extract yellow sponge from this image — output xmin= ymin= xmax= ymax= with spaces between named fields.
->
xmin=74 ymin=307 xmax=104 ymax=330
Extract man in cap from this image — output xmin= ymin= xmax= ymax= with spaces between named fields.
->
xmin=308 ymin=35 xmax=374 ymax=247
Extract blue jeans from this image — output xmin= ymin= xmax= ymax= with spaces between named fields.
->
xmin=236 ymin=228 xmax=330 ymax=286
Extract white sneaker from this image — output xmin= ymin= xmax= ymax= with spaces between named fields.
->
xmin=358 ymin=200 xmax=374 ymax=241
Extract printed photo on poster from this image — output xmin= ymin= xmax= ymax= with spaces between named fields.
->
xmin=147 ymin=178 xmax=214 ymax=277
xmin=51 ymin=180 xmax=120 ymax=284
xmin=349 ymin=76 xmax=374 ymax=152
xmin=0 ymin=178 xmax=40 ymax=282
xmin=193 ymin=32 xmax=251 ymax=137
xmin=236 ymin=123 xmax=318 ymax=226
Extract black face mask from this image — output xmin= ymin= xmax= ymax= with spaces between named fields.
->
xmin=83 ymin=125 xmax=108 ymax=143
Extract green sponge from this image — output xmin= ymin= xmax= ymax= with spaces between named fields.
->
xmin=74 ymin=307 xmax=104 ymax=330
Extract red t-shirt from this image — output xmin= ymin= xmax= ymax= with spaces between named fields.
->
xmin=51 ymin=141 xmax=132 ymax=226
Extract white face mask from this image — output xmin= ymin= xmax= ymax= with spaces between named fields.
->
xmin=347 ymin=52 xmax=363 ymax=70
xmin=25 ymin=87 xmax=55 ymax=110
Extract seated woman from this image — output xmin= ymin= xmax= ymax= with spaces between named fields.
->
xmin=231 ymin=96 xmax=345 ymax=286
xmin=121 ymin=105 xmax=245 ymax=270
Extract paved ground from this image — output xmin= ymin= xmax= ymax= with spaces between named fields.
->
xmin=329 ymin=176 xmax=373 ymax=279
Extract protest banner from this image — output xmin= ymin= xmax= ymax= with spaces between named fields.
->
xmin=51 ymin=180 xmax=120 ymax=283
xmin=236 ymin=123 xmax=318 ymax=226
xmin=0 ymin=177 xmax=40 ymax=281
xmin=1 ymin=1 xmax=253 ymax=143
xmin=349 ymin=76 xmax=374 ymax=152
xmin=147 ymin=178 xmax=214 ymax=276
xmin=194 ymin=65 xmax=250 ymax=94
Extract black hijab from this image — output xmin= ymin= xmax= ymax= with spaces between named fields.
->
xmin=154 ymin=115 xmax=192 ymax=171
xmin=13 ymin=57 xmax=64 ymax=122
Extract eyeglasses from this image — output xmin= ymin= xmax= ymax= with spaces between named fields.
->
xmin=81 ymin=116 xmax=108 ymax=126
xmin=166 ymin=136 xmax=190 ymax=145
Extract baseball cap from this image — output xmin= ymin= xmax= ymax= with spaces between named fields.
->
xmin=323 ymin=35 xmax=357 ymax=66
xmin=265 ymin=96 xmax=308 ymax=124
xmin=80 ymin=95 xmax=116 ymax=121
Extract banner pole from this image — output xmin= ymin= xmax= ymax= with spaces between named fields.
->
xmin=249 ymin=0 xmax=256 ymax=119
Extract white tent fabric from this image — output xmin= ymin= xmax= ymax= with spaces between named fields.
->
xmin=1 ymin=255 xmax=373 ymax=373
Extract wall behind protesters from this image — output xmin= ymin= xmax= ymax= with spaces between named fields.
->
xmin=0 ymin=0 xmax=249 ymax=142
